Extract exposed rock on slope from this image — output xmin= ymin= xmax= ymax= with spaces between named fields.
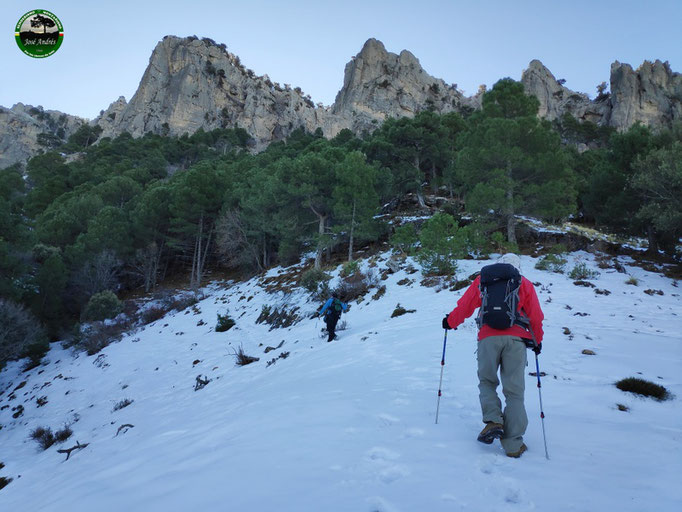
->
xmin=97 ymin=36 xmax=342 ymax=149
xmin=2 ymin=36 xmax=680 ymax=169
xmin=331 ymin=38 xmax=481 ymax=133
xmin=521 ymin=60 xmax=610 ymax=124
xmin=0 ymin=104 xmax=85 ymax=169
xmin=609 ymin=60 xmax=682 ymax=129
xmin=521 ymin=58 xmax=682 ymax=129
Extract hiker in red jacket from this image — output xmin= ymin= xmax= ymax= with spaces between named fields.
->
xmin=442 ymin=253 xmax=544 ymax=458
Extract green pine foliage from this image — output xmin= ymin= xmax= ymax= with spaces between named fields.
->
xmin=1 ymin=104 xmax=679 ymax=339
xmin=390 ymin=224 xmax=419 ymax=255
xmin=81 ymin=291 xmax=123 ymax=322
xmin=568 ymin=263 xmax=600 ymax=280
xmin=535 ymin=254 xmax=568 ymax=273
xmin=415 ymin=213 xmax=472 ymax=275
xmin=216 ymin=313 xmax=235 ymax=332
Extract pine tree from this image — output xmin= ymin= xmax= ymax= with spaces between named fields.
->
xmin=456 ymin=79 xmax=576 ymax=243
xmin=332 ymin=151 xmax=383 ymax=261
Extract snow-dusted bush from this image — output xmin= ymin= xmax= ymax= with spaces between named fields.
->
xmin=141 ymin=306 xmax=167 ymax=324
xmin=75 ymin=319 xmax=132 ymax=355
xmin=334 ymin=272 xmax=370 ymax=302
xmin=341 ymin=260 xmax=360 ymax=277
xmin=535 ymin=254 xmax=567 ymax=273
xmin=82 ymin=291 xmax=123 ymax=322
xmin=569 ymin=263 xmax=600 ymax=280
xmin=0 ymin=299 xmax=48 ymax=369
xmin=300 ymin=268 xmax=331 ymax=294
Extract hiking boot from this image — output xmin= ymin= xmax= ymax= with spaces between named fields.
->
xmin=506 ymin=444 xmax=527 ymax=458
xmin=477 ymin=422 xmax=504 ymax=444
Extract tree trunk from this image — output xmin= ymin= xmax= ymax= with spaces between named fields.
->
xmin=506 ymin=159 xmax=517 ymax=244
xmin=646 ymin=225 xmax=658 ymax=254
xmin=348 ymin=200 xmax=356 ymax=262
xmin=314 ymin=213 xmax=327 ymax=270
xmin=191 ymin=215 xmax=203 ymax=290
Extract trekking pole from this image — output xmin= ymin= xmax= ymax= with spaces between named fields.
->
xmin=528 ymin=325 xmax=549 ymax=460
xmin=435 ymin=329 xmax=448 ymax=424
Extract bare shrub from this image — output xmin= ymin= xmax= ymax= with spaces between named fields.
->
xmin=215 ymin=210 xmax=262 ymax=270
xmin=54 ymin=426 xmax=73 ymax=443
xmin=391 ymin=303 xmax=416 ymax=318
xmin=73 ymin=250 xmax=121 ymax=298
xmin=30 ymin=426 xmax=55 ymax=450
xmin=141 ymin=306 xmax=168 ymax=324
xmin=0 ymin=299 xmax=48 ymax=368
xmin=334 ymin=271 xmax=370 ymax=302
xmin=76 ymin=319 xmax=132 ymax=355
xmin=162 ymin=293 xmax=201 ymax=312
xmin=232 ymin=345 xmax=259 ymax=366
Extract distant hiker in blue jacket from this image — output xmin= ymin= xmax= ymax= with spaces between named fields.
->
xmin=318 ymin=292 xmax=348 ymax=342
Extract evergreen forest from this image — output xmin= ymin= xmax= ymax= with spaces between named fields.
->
xmin=1 ymin=79 xmax=681 ymax=366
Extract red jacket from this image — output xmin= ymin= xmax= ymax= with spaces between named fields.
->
xmin=446 ymin=275 xmax=544 ymax=344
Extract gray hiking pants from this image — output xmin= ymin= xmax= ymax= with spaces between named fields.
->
xmin=477 ymin=335 xmax=528 ymax=453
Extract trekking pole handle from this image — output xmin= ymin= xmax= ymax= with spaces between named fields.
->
xmin=441 ymin=329 xmax=447 ymax=365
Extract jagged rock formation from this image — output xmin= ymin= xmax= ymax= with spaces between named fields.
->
xmin=96 ymin=36 xmax=342 ymax=149
xmin=95 ymin=36 xmax=479 ymax=148
xmin=521 ymin=58 xmax=682 ymax=130
xmin=0 ymin=104 xmax=85 ymax=169
xmin=1 ymin=36 xmax=680 ymax=169
xmin=521 ymin=60 xmax=610 ymax=124
xmin=609 ymin=60 xmax=682 ymax=129
xmin=96 ymin=96 xmax=128 ymax=136
xmin=332 ymin=38 xmax=481 ymax=133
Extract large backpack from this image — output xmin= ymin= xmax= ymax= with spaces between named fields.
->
xmin=326 ymin=298 xmax=343 ymax=319
xmin=476 ymin=263 xmax=528 ymax=330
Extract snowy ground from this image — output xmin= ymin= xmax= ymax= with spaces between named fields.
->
xmin=1 ymin=251 xmax=681 ymax=512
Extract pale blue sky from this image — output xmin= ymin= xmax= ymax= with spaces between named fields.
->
xmin=1 ymin=0 xmax=680 ymax=119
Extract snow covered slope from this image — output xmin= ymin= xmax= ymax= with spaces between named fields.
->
xmin=1 ymin=251 xmax=681 ymax=512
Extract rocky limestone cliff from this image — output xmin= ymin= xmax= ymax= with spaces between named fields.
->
xmin=2 ymin=36 xmax=680 ymax=169
xmin=96 ymin=36 xmax=483 ymax=148
xmin=332 ymin=38 xmax=481 ymax=132
xmin=521 ymin=60 xmax=610 ymax=124
xmin=96 ymin=36 xmax=344 ymax=149
xmin=0 ymin=104 xmax=85 ymax=169
xmin=609 ymin=59 xmax=682 ymax=129
xmin=522 ymin=59 xmax=682 ymax=130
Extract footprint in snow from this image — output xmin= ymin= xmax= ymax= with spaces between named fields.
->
xmin=401 ymin=427 xmax=424 ymax=439
xmin=378 ymin=464 xmax=410 ymax=484
xmin=366 ymin=447 xmax=400 ymax=462
xmin=366 ymin=495 xmax=399 ymax=512
xmin=377 ymin=413 xmax=400 ymax=426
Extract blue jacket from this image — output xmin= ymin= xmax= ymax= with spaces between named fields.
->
xmin=319 ymin=297 xmax=348 ymax=317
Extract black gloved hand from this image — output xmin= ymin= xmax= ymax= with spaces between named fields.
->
xmin=532 ymin=343 xmax=542 ymax=355
xmin=442 ymin=316 xmax=452 ymax=330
